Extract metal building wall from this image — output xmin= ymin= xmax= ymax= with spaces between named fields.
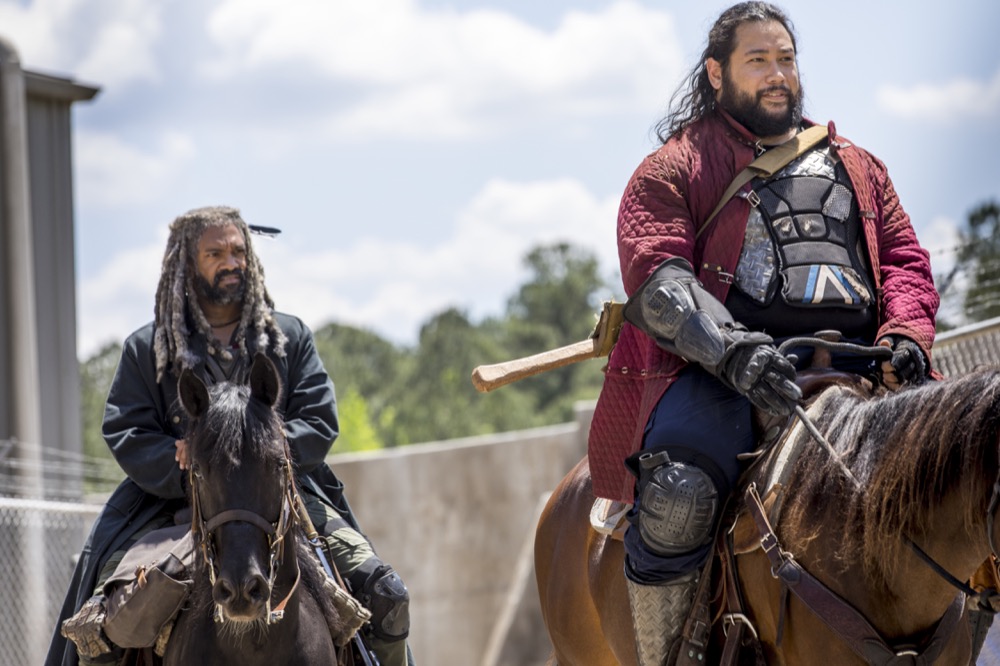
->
xmin=0 ymin=38 xmax=98 ymax=502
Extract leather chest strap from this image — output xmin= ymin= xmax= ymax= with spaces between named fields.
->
xmin=744 ymin=483 xmax=965 ymax=666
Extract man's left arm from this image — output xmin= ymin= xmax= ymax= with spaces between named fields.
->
xmin=280 ymin=317 xmax=339 ymax=473
xmin=871 ymin=160 xmax=940 ymax=383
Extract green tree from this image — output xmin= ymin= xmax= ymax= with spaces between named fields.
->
xmin=313 ymin=322 xmax=411 ymax=440
xmin=79 ymin=342 xmax=125 ymax=492
xmin=959 ymin=201 xmax=1000 ymax=322
xmin=502 ymin=243 xmax=608 ymax=418
xmin=333 ymin=386 xmax=384 ymax=453
xmin=387 ymin=308 xmax=541 ymax=444
xmin=938 ymin=200 xmax=1000 ymax=327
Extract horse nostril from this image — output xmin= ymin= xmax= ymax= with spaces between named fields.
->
xmin=243 ymin=574 xmax=268 ymax=604
xmin=214 ymin=578 xmax=236 ymax=605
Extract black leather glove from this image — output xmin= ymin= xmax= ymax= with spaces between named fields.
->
xmin=878 ymin=336 xmax=928 ymax=389
xmin=719 ymin=332 xmax=801 ymax=416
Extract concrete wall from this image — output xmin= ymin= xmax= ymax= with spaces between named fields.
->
xmin=327 ymin=401 xmax=595 ymax=666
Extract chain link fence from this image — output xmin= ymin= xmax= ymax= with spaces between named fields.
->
xmin=0 ymin=497 xmax=100 ymax=666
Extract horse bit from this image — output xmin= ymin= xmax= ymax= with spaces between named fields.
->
xmin=188 ymin=450 xmax=301 ymax=624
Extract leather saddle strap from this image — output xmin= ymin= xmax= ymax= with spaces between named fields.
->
xmin=696 ymin=124 xmax=829 ymax=240
xmin=744 ymin=484 xmax=965 ymax=665
xmin=719 ymin=523 xmax=768 ymax=666
xmin=675 ymin=553 xmax=717 ymax=666
xmin=719 ymin=534 xmax=748 ymax=666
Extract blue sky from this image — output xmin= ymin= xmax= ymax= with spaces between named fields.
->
xmin=2 ymin=0 xmax=997 ymax=357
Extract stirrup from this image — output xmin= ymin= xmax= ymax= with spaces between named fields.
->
xmin=590 ymin=498 xmax=631 ymax=539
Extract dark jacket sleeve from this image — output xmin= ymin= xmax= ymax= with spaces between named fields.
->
xmin=102 ymin=326 xmax=187 ymax=499
xmin=277 ymin=314 xmax=339 ymax=474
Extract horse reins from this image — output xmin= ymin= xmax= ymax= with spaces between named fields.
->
xmin=776 ymin=336 xmax=896 ymax=489
xmin=740 ymin=338 xmax=987 ymax=663
xmin=189 ymin=450 xmax=302 ymax=624
xmin=744 ymin=483 xmax=966 ymax=665
xmin=987 ymin=470 xmax=1000 ymax=561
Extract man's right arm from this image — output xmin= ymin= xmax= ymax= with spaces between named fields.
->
xmin=103 ymin=335 xmax=187 ymax=499
xmin=623 ymin=258 xmax=801 ymax=416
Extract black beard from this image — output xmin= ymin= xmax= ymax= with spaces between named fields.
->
xmin=193 ymin=268 xmax=245 ymax=305
xmin=720 ymin=75 xmax=803 ymax=139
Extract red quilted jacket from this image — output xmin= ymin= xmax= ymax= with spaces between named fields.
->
xmin=588 ymin=109 xmax=939 ymax=502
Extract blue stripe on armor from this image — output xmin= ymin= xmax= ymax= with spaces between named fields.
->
xmin=832 ymin=266 xmax=861 ymax=304
xmin=804 ymin=265 xmax=819 ymax=303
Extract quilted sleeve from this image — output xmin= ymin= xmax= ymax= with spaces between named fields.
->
xmin=870 ymin=155 xmax=939 ymax=353
xmin=617 ymin=146 xmax=698 ymax=296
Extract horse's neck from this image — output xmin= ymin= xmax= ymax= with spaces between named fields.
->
xmin=791 ymin=482 xmax=985 ymax=640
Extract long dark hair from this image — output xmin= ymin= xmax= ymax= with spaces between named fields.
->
xmin=152 ymin=206 xmax=287 ymax=382
xmin=654 ymin=2 xmax=797 ymax=143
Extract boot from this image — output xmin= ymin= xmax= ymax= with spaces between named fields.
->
xmin=61 ymin=594 xmax=117 ymax=663
xmin=626 ymin=571 xmax=699 ymax=666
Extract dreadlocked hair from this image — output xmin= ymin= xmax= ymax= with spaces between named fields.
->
xmin=653 ymin=1 xmax=797 ymax=143
xmin=152 ymin=205 xmax=288 ymax=382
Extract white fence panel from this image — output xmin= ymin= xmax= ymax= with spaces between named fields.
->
xmin=0 ymin=498 xmax=100 ymax=666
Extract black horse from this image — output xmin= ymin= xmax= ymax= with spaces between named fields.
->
xmin=163 ymin=353 xmax=346 ymax=665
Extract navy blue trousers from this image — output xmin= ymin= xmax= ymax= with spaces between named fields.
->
xmin=623 ymin=366 xmax=753 ymax=584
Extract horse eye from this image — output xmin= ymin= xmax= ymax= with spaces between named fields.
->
xmin=191 ymin=463 xmax=204 ymax=479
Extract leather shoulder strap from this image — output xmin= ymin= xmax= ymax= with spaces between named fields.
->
xmin=696 ymin=124 xmax=829 ymax=240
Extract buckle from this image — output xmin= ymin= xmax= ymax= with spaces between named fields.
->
xmin=722 ymin=612 xmax=759 ymax=640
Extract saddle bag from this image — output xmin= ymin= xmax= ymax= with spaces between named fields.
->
xmin=103 ymin=524 xmax=195 ymax=652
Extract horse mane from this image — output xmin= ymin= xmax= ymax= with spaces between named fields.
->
xmin=777 ymin=368 xmax=1000 ymax=589
xmin=188 ymin=382 xmax=287 ymax=473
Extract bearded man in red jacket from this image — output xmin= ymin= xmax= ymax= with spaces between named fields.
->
xmin=587 ymin=3 xmax=939 ymax=664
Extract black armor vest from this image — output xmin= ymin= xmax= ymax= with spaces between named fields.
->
xmin=725 ymin=145 xmax=877 ymax=340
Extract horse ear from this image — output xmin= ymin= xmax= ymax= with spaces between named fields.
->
xmin=178 ymin=368 xmax=210 ymax=418
xmin=249 ymin=352 xmax=281 ymax=408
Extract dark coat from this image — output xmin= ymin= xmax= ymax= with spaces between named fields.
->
xmin=46 ymin=312 xmax=359 ymax=666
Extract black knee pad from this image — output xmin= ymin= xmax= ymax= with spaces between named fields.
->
xmin=634 ymin=450 xmax=719 ymax=556
xmin=348 ymin=559 xmax=410 ymax=641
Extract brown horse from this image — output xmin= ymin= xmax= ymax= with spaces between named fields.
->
xmin=536 ymin=368 xmax=1000 ymax=665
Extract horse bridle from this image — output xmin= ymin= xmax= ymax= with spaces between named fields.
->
xmin=986 ymin=461 xmax=1000 ymax=561
xmin=189 ymin=450 xmax=301 ymax=624
xmin=748 ymin=339 xmax=1000 ymax=662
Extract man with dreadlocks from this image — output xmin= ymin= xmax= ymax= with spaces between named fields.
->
xmin=587 ymin=3 xmax=939 ymax=664
xmin=48 ymin=206 xmax=412 ymax=666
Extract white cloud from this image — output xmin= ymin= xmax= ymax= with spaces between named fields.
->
xmin=77 ymin=234 xmax=166 ymax=356
xmin=877 ymin=68 xmax=1000 ymax=123
xmin=74 ymin=6 xmax=162 ymax=87
xmin=257 ymin=177 xmax=621 ymax=342
xmin=0 ymin=0 xmax=162 ymax=87
xmin=77 ymin=177 xmax=620 ymax=356
xmin=74 ymin=130 xmax=197 ymax=208
xmin=202 ymin=0 xmax=683 ymax=139
xmin=920 ymin=214 xmax=959 ymax=277
xmin=0 ymin=3 xmax=59 ymax=67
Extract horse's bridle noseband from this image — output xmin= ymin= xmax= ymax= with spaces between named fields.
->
xmin=189 ymin=450 xmax=300 ymax=624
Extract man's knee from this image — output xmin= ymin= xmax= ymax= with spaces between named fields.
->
xmin=347 ymin=558 xmax=410 ymax=642
xmin=634 ymin=450 xmax=720 ymax=557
